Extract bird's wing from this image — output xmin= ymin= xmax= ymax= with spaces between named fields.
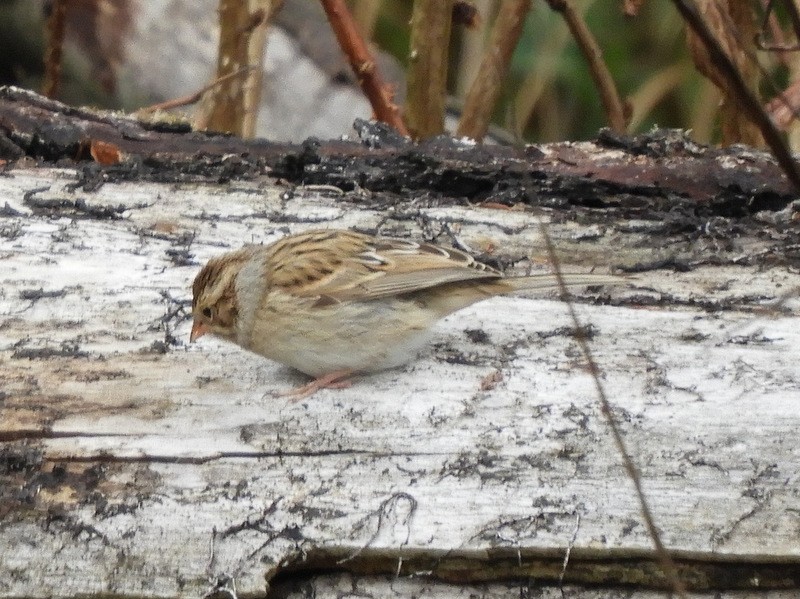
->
xmin=263 ymin=229 xmax=502 ymax=303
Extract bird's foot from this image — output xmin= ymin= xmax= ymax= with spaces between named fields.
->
xmin=281 ymin=369 xmax=354 ymax=401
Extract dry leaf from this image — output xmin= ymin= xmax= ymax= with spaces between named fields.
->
xmin=90 ymin=140 xmax=123 ymax=165
xmin=479 ymin=369 xmax=503 ymax=391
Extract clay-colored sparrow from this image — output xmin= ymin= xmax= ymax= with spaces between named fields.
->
xmin=191 ymin=229 xmax=624 ymax=396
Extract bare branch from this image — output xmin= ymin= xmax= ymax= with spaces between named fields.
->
xmin=137 ymin=68 xmax=256 ymax=115
xmin=320 ymin=0 xmax=409 ymax=136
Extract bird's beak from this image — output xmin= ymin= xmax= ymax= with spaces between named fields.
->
xmin=190 ymin=320 xmax=209 ymax=343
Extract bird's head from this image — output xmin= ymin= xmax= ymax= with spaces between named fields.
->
xmin=190 ymin=249 xmax=254 ymax=343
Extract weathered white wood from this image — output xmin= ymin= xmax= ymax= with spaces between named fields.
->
xmin=1 ymin=168 xmax=799 ymax=597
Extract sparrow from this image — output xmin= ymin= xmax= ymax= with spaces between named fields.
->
xmin=190 ymin=229 xmax=624 ymax=397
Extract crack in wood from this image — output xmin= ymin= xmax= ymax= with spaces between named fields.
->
xmin=40 ymin=450 xmax=455 ymax=465
xmin=0 ymin=430 xmax=127 ymax=442
xmin=264 ymin=546 xmax=800 ymax=592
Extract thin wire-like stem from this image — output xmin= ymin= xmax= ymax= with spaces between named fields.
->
xmin=138 ymin=68 xmax=255 ymax=114
xmin=538 ymin=222 xmax=687 ymax=598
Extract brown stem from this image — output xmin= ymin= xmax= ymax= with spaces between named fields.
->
xmin=196 ymin=0 xmax=276 ymax=138
xmin=319 ymin=0 xmax=408 ymax=136
xmin=42 ymin=0 xmax=68 ymax=99
xmin=457 ymin=0 xmax=531 ymax=141
xmin=545 ymin=0 xmax=628 ymax=134
xmin=405 ymin=0 xmax=456 ymax=139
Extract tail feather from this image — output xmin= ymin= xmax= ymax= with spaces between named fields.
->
xmin=419 ymin=272 xmax=629 ymax=317
xmin=502 ymin=272 xmax=630 ymax=293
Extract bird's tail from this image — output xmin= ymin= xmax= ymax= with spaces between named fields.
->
xmin=501 ymin=272 xmax=630 ymax=293
xmin=422 ymin=272 xmax=630 ymax=317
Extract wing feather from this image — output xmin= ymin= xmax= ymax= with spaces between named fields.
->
xmin=262 ymin=229 xmax=502 ymax=303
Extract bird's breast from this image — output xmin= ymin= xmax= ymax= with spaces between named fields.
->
xmin=242 ymin=291 xmax=438 ymax=377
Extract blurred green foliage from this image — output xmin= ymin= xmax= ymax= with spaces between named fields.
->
xmin=373 ymin=0 xmax=720 ymax=143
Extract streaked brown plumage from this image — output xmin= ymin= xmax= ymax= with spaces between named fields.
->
xmin=191 ymin=229 xmax=624 ymax=396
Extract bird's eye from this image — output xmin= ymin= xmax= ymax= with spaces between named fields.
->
xmin=202 ymin=307 xmax=213 ymax=319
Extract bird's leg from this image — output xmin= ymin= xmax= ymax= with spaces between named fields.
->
xmin=281 ymin=369 xmax=355 ymax=400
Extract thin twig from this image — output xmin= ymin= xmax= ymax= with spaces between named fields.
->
xmin=457 ymin=0 xmax=532 ymax=141
xmin=137 ymin=68 xmax=256 ymax=114
xmin=545 ymin=0 xmax=627 ymax=133
xmin=683 ymin=2 xmax=799 ymax=143
xmin=688 ymin=1 xmax=763 ymax=147
xmin=319 ymin=0 xmax=408 ymax=135
xmin=337 ymin=492 xmax=418 ymax=564
xmin=538 ymin=222 xmax=687 ymax=597
xmin=558 ymin=512 xmax=581 ymax=588
xmin=672 ymin=0 xmax=800 ymax=192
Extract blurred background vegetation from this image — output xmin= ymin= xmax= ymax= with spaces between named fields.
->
xmin=376 ymin=1 xmax=717 ymax=142
xmin=0 ymin=0 xmax=792 ymax=147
